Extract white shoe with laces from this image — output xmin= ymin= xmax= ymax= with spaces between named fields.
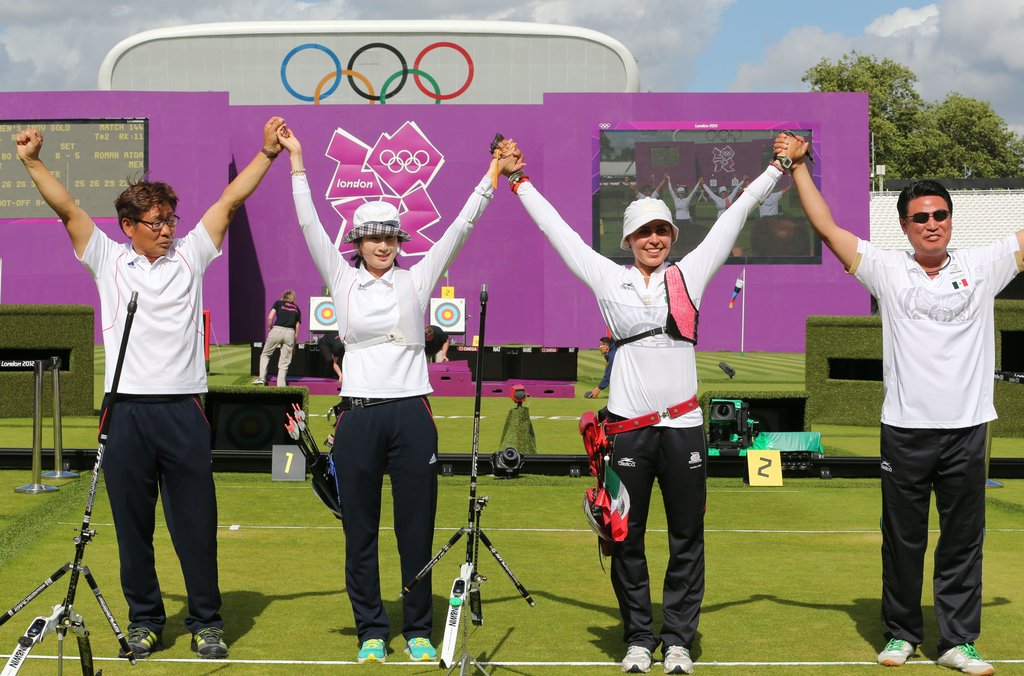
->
xmin=663 ymin=645 xmax=694 ymax=674
xmin=877 ymin=638 xmax=915 ymax=666
xmin=621 ymin=645 xmax=652 ymax=673
xmin=936 ymin=643 xmax=994 ymax=675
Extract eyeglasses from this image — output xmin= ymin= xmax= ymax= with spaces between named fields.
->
xmin=133 ymin=215 xmax=180 ymax=231
xmin=907 ymin=209 xmax=950 ymax=224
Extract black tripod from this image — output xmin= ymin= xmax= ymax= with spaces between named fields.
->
xmin=1 ymin=292 xmax=140 ymax=675
xmin=402 ymin=285 xmax=535 ymax=674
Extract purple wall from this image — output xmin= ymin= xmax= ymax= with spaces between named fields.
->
xmin=1 ymin=91 xmax=870 ymax=351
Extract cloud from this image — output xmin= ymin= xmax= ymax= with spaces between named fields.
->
xmin=728 ymin=0 xmax=1024 ymax=132
xmin=865 ymin=4 xmax=939 ymax=38
xmin=0 ymin=0 xmax=731 ymax=93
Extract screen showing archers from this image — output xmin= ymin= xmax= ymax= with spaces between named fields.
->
xmin=596 ymin=128 xmax=820 ymax=264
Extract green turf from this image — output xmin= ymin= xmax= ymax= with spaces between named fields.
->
xmin=2 ymin=345 xmax=1023 ymax=674
xmin=1 ymin=472 xmax=1022 ymax=674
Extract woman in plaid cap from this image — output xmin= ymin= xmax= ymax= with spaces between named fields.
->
xmin=276 ymin=125 xmax=510 ymax=664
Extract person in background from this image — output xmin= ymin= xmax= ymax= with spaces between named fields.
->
xmin=15 ymin=115 xmax=288 ymax=661
xmin=502 ymin=137 xmax=790 ymax=675
xmin=277 ymin=124 xmax=510 ymax=664
xmin=317 ymin=330 xmax=345 ymax=382
xmin=702 ymin=178 xmax=746 ymax=218
xmin=253 ymin=289 xmax=301 ymax=386
xmin=585 ymin=336 xmax=616 ymax=399
xmin=424 ymin=324 xmax=450 ymax=362
xmin=665 ymin=174 xmax=702 ymax=224
xmin=781 ymin=131 xmax=1022 ymax=676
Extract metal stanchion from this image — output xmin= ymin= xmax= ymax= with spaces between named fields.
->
xmin=984 ymin=420 xmax=1003 ymax=489
xmin=43 ymin=356 xmax=77 ymax=479
xmin=15 ymin=360 xmax=59 ymax=494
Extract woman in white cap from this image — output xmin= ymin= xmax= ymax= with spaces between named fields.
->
xmin=500 ymin=140 xmax=793 ymax=675
xmin=276 ymin=126 xmax=508 ymax=664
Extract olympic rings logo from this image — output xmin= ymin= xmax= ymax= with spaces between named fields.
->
xmin=706 ymin=130 xmax=742 ymax=142
xmin=280 ymin=41 xmax=475 ymax=104
xmin=379 ymin=149 xmax=430 ymax=173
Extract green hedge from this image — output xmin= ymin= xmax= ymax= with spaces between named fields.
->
xmin=0 ymin=305 xmax=94 ymax=417
xmin=204 ymin=385 xmax=309 ymax=412
xmin=806 ymin=304 xmax=1024 ymax=435
xmin=805 ymin=316 xmax=883 ymax=427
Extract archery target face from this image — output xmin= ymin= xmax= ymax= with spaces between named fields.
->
xmin=309 ymin=296 xmax=338 ymax=331
xmin=430 ymin=298 xmax=465 ymax=333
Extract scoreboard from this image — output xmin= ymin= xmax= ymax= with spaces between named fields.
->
xmin=0 ymin=119 xmax=148 ymax=219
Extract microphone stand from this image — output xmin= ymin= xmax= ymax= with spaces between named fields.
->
xmin=1 ymin=292 xmax=140 ymax=674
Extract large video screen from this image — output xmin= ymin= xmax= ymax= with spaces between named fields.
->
xmin=595 ymin=123 xmax=820 ymax=264
xmin=0 ymin=119 xmax=148 ymax=219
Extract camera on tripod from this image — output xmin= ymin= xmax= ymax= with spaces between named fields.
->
xmin=707 ymin=398 xmax=756 ymax=453
xmin=509 ymin=384 xmax=528 ymax=406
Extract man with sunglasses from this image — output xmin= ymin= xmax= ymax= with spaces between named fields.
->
xmin=779 ymin=133 xmax=1023 ymax=676
xmin=15 ymin=116 xmax=288 ymax=661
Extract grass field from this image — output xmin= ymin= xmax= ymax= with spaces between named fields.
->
xmin=1 ymin=346 xmax=1023 ymax=674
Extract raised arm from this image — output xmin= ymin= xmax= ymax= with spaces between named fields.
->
xmin=16 ymin=129 xmax=94 ymax=257
xmin=201 ymin=116 xmax=287 ymax=249
xmin=776 ymin=133 xmax=859 ymax=270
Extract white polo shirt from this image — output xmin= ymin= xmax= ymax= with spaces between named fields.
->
xmin=79 ymin=223 xmax=220 ymax=394
xmin=517 ymin=165 xmax=782 ymax=428
xmin=851 ymin=236 xmax=1024 ymax=428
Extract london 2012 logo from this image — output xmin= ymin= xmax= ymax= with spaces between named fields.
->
xmin=325 ymin=121 xmax=444 ymax=257
xmin=280 ymin=42 xmax=474 ymax=104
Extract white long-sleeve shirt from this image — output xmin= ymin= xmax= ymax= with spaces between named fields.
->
xmin=516 ymin=165 xmax=782 ymax=427
xmin=292 ymin=174 xmax=493 ymax=398
xmin=666 ymin=179 xmax=700 ymax=221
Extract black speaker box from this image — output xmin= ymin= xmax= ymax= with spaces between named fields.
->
xmin=448 ymin=345 xmax=507 ymax=381
xmin=206 ymin=389 xmax=305 ymax=451
xmin=514 ymin=347 xmax=578 ymax=382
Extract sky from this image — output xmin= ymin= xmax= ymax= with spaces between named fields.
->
xmin=2 ymin=0 xmax=1024 ymax=131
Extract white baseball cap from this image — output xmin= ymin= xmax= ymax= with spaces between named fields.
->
xmin=620 ymin=197 xmax=677 ymax=251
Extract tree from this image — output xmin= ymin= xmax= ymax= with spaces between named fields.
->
xmin=931 ymin=93 xmax=1024 ymax=177
xmin=802 ymin=52 xmax=1024 ymax=179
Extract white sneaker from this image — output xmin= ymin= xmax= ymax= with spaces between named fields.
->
xmin=251 ymin=378 xmax=265 ymax=385
xmin=936 ymin=643 xmax=994 ymax=675
xmin=878 ymin=638 xmax=915 ymax=666
xmin=621 ymin=645 xmax=652 ymax=673
xmin=663 ymin=645 xmax=693 ymax=674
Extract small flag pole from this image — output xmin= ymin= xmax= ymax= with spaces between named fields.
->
xmin=740 ymin=268 xmax=747 ymax=354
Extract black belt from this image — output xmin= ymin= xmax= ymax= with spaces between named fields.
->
xmin=613 ymin=326 xmax=667 ymax=348
xmin=337 ymin=395 xmax=422 ymax=410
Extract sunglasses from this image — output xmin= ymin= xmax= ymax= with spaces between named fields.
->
xmin=906 ymin=209 xmax=950 ymax=224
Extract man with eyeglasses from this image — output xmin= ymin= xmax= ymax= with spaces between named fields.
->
xmin=779 ymin=133 xmax=1023 ymax=676
xmin=15 ymin=116 xmax=288 ymax=662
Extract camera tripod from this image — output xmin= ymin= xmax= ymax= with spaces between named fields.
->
xmin=1 ymin=293 xmax=140 ymax=675
xmin=402 ymin=285 xmax=535 ymax=675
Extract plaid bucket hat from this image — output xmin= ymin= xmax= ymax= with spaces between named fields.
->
xmin=343 ymin=201 xmax=412 ymax=243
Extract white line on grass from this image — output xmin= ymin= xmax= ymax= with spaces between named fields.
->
xmin=9 ymin=655 xmax=1024 ymax=668
xmin=58 ymin=522 xmax=1024 ymax=534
